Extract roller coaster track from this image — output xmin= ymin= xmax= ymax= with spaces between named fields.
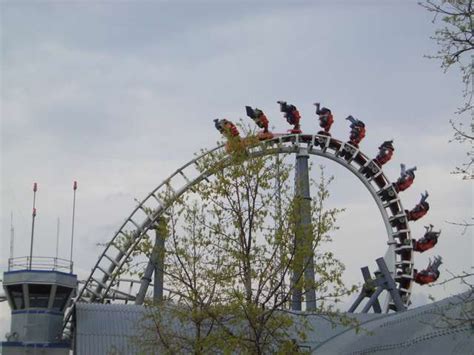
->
xmin=63 ymin=133 xmax=415 ymax=334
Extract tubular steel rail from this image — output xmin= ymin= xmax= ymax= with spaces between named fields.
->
xmin=62 ymin=134 xmax=415 ymax=335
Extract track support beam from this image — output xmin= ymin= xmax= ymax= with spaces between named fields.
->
xmin=349 ymin=257 xmax=406 ymax=313
xmin=153 ymin=222 xmax=165 ymax=302
xmin=291 ymin=147 xmax=317 ymax=311
xmin=135 ymin=220 xmax=165 ymax=304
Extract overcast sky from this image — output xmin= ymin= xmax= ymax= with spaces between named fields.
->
xmin=1 ymin=0 xmax=472 ymax=339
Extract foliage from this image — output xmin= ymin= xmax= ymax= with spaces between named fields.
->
xmin=420 ymin=0 xmax=474 ymax=112
xmin=420 ymin=0 xmax=474 ymax=179
xmin=449 ymin=118 xmax=473 ymax=179
xmin=134 ymin=129 xmax=356 ymax=353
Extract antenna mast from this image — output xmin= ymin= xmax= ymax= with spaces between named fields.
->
xmin=56 ymin=217 xmax=60 ymax=260
xmin=10 ymin=212 xmax=14 ymax=259
xmin=28 ymin=182 xmax=38 ymax=270
xmin=69 ymin=181 xmax=77 ymax=271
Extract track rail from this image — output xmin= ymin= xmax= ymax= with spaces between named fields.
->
xmin=63 ymin=134 xmax=415 ymax=333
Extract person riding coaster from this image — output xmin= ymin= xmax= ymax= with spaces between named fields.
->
xmin=345 ymin=115 xmax=366 ymax=147
xmin=245 ymin=106 xmax=273 ymax=140
xmin=214 ymin=118 xmax=240 ymax=138
xmin=314 ymin=102 xmax=334 ymax=136
xmin=414 ymin=224 xmax=441 ymax=253
xmin=414 ymin=256 xmax=442 ymax=285
xmin=394 ymin=164 xmax=417 ymax=192
xmin=277 ymin=100 xmax=301 ymax=134
xmin=374 ymin=140 xmax=394 ymax=166
xmin=214 ymin=118 xmax=248 ymax=153
xmin=406 ymin=191 xmax=429 ymax=221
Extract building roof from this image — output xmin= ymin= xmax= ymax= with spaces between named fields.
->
xmin=73 ymin=292 xmax=473 ymax=354
xmin=314 ymin=291 xmax=473 ymax=354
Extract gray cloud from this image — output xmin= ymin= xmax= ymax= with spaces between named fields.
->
xmin=1 ymin=0 xmax=471 ymax=336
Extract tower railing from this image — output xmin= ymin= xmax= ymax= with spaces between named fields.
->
xmin=7 ymin=256 xmax=73 ymax=273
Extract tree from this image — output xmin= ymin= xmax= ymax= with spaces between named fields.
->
xmin=421 ymin=0 xmax=473 ymax=112
xmin=134 ymin=131 xmax=356 ymax=353
xmin=419 ymin=4 xmax=473 ymax=327
xmin=420 ymin=0 xmax=473 ymax=179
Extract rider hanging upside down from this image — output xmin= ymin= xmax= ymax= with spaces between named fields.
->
xmin=414 ymin=224 xmax=441 ymax=253
xmin=314 ymin=102 xmax=334 ymax=136
xmin=245 ymin=106 xmax=273 ymax=140
xmin=246 ymin=106 xmax=269 ymax=132
xmin=214 ymin=119 xmax=240 ymax=139
xmin=414 ymin=256 xmax=442 ymax=285
xmin=277 ymin=101 xmax=301 ymax=134
xmin=394 ymin=164 xmax=417 ymax=192
xmin=346 ymin=115 xmax=366 ymax=147
xmin=406 ymin=191 xmax=429 ymax=221
xmin=374 ymin=140 xmax=394 ymax=166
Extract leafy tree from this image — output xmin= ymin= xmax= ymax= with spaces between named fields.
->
xmin=420 ymin=0 xmax=473 ymax=179
xmin=419 ymin=3 xmax=473 ymax=325
xmin=134 ymin=131 xmax=356 ymax=353
xmin=418 ymin=1 xmax=473 ymax=326
xmin=421 ymin=0 xmax=473 ymax=112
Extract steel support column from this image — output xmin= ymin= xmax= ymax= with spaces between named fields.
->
xmin=153 ymin=225 xmax=165 ymax=302
xmin=135 ymin=258 xmax=154 ymax=304
xmin=376 ymin=257 xmax=406 ymax=312
xmin=291 ymin=147 xmax=316 ymax=311
xmin=135 ymin=222 xmax=165 ymax=304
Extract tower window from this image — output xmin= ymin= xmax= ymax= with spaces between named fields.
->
xmin=28 ymin=284 xmax=52 ymax=308
xmin=7 ymin=285 xmax=24 ymax=310
xmin=52 ymin=286 xmax=72 ymax=311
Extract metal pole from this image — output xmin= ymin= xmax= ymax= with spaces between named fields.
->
xmin=28 ymin=182 xmax=38 ymax=270
xmin=56 ymin=217 xmax=60 ymax=259
xmin=153 ymin=223 xmax=165 ymax=302
xmin=291 ymin=148 xmax=317 ymax=311
xmin=69 ymin=181 xmax=77 ymax=271
xmin=348 ymin=292 xmax=366 ymax=313
xmin=362 ymin=287 xmax=384 ymax=313
xmin=136 ymin=258 xmax=155 ymax=304
xmin=135 ymin=221 xmax=165 ymax=304
xmin=376 ymin=257 xmax=406 ymax=312
xmin=10 ymin=212 xmax=14 ymax=259
xmin=381 ymin=243 xmax=396 ymax=311
xmin=55 ymin=217 xmax=60 ymax=270
xmin=274 ymin=154 xmax=286 ymax=307
xmin=348 ymin=266 xmax=372 ymax=313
